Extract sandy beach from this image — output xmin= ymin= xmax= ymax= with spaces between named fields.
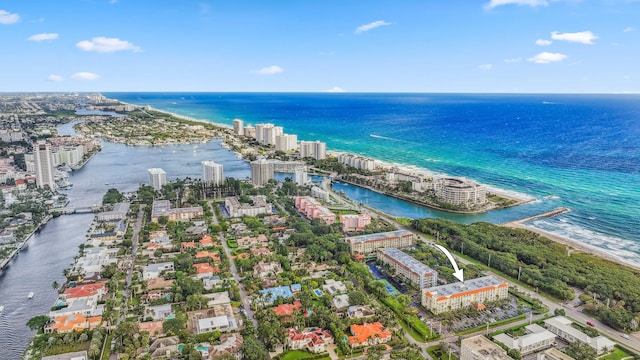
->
xmin=506 ymin=223 xmax=640 ymax=271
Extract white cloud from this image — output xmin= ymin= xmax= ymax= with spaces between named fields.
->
xmin=28 ymin=33 xmax=59 ymax=41
xmin=47 ymin=74 xmax=63 ymax=82
xmin=623 ymin=27 xmax=635 ymax=33
xmin=109 ymin=0 xmax=118 ymax=4
xmin=528 ymin=52 xmax=568 ymax=64
xmin=326 ymin=86 xmax=346 ymax=93
xmin=536 ymin=39 xmax=552 ymax=46
xmin=484 ymin=0 xmax=548 ymax=9
xmin=76 ymin=37 xmax=141 ymax=53
xmin=479 ymin=64 xmax=493 ymax=70
xmin=71 ymin=72 xmax=100 ymax=80
xmin=551 ymin=31 xmax=598 ymax=44
xmin=0 ymin=10 xmax=20 ymax=24
xmin=355 ymin=20 xmax=392 ymax=34
xmin=504 ymin=57 xmax=522 ymax=63
xmin=256 ymin=65 xmax=283 ymax=75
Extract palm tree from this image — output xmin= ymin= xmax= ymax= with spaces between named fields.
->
xmin=52 ymin=280 xmax=59 ymax=292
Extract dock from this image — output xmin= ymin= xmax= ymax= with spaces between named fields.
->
xmin=502 ymin=207 xmax=570 ymax=226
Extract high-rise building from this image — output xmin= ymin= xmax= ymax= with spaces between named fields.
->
xmin=255 ymin=124 xmax=268 ymax=144
xmin=294 ymin=166 xmax=307 ymax=186
xmin=300 ymin=140 xmax=327 ymax=160
xmin=243 ymin=125 xmax=256 ymax=139
xmin=250 ymin=158 xmax=274 ymax=186
xmin=148 ymin=168 xmax=167 ymax=191
xmin=275 ymin=134 xmax=298 ymax=152
xmin=232 ymin=119 xmax=244 ymax=135
xmin=34 ymin=141 xmax=55 ymax=189
xmin=202 ymin=160 xmax=224 ymax=185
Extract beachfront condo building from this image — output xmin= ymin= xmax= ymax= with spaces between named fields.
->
xmin=33 ymin=141 xmax=56 ymax=189
xmin=300 ymin=140 xmax=327 ymax=160
xmin=202 ymin=160 xmax=224 ymax=185
xmin=251 ymin=158 xmax=275 ymax=186
xmin=148 ymin=168 xmax=167 ymax=191
xmin=344 ymin=230 xmax=415 ymax=255
xmin=460 ymin=335 xmax=513 ymax=360
xmin=255 ymin=123 xmax=284 ymax=146
xmin=275 ymin=134 xmax=298 ymax=152
xmin=243 ymin=125 xmax=256 ymax=138
xmin=421 ymin=275 xmax=509 ymax=314
xmin=338 ymin=153 xmax=376 ymax=171
xmin=294 ymin=196 xmax=336 ymax=225
xmin=376 ymin=248 xmax=438 ymax=289
xmin=232 ymin=119 xmax=243 ymax=135
xmin=416 ymin=177 xmax=487 ymax=207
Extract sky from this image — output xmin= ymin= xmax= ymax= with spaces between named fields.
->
xmin=0 ymin=0 xmax=638 ymax=93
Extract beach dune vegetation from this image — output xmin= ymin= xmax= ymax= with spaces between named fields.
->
xmin=412 ymin=218 xmax=640 ymax=331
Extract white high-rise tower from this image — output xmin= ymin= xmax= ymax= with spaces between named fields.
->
xmin=202 ymin=160 xmax=224 ymax=185
xmin=148 ymin=168 xmax=167 ymax=190
xmin=34 ymin=141 xmax=55 ymax=189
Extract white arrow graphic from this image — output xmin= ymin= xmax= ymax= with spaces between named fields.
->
xmin=435 ymin=244 xmax=464 ymax=282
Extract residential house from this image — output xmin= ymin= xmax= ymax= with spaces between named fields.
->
xmin=287 ymin=327 xmax=334 ymax=353
xmin=347 ymin=322 xmax=392 ymax=347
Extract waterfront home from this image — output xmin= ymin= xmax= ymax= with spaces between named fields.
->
xmin=46 ymin=313 xmax=102 ymax=333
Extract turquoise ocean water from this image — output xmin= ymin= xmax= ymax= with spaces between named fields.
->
xmin=104 ymin=93 xmax=640 ymax=265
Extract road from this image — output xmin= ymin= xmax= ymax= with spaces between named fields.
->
xmin=116 ymin=204 xmax=145 ymax=326
xmin=213 ymin=207 xmax=259 ymax=330
xmin=321 ymin=178 xmax=640 ymax=353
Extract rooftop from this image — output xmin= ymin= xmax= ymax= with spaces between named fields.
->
xmin=377 ymin=248 xmax=436 ymax=275
xmin=424 ymin=275 xmax=507 ymax=299
xmin=345 ymin=230 xmax=414 ymax=243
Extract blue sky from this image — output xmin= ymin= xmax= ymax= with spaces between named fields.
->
xmin=1 ymin=0 xmax=638 ymax=93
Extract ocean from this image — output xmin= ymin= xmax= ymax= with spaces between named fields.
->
xmin=104 ymin=92 xmax=640 ymax=264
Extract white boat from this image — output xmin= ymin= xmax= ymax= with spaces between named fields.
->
xmin=0 ymin=305 xmax=4 ymax=313
xmin=28 ymin=292 xmax=34 ymax=299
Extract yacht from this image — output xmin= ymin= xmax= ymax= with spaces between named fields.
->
xmin=0 ymin=305 xmax=4 ymax=313
xmin=28 ymin=292 xmax=34 ymax=299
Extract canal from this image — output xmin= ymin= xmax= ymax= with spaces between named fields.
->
xmin=0 ymin=122 xmax=250 ymax=360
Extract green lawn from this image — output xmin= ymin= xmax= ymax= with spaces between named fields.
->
xmin=279 ymin=349 xmax=331 ymax=360
xmin=600 ymin=346 xmax=636 ymax=360
xmin=427 ymin=345 xmax=459 ymax=360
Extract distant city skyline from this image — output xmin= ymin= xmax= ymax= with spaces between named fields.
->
xmin=1 ymin=0 xmax=638 ymax=93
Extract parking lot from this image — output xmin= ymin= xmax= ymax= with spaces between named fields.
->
xmin=445 ymin=297 xmax=528 ymax=332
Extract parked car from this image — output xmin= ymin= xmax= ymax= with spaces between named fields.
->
xmin=587 ymin=321 xmax=596 ymax=327
xmin=621 ymin=334 xmax=630 ymax=339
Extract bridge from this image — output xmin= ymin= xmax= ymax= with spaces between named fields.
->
xmin=50 ymin=206 xmax=103 ymax=215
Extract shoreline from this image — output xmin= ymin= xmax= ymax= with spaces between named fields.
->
xmin=111 ymin=95 xmax=534 ymax=204
xmin=506 ymin=223 xmax=640 ymax=271
xmin=101 ymin=96 xmax=640 ymax=270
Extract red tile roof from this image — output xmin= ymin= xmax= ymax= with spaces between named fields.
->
xmin=348 ymin=322 xmax=391 ymax=345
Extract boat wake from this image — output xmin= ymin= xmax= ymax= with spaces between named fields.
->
xmin=370 ymin=134 xmax=403 ymax=142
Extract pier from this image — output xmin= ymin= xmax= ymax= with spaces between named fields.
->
xmin=502 ymin=207 xmax=570 ymax=226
